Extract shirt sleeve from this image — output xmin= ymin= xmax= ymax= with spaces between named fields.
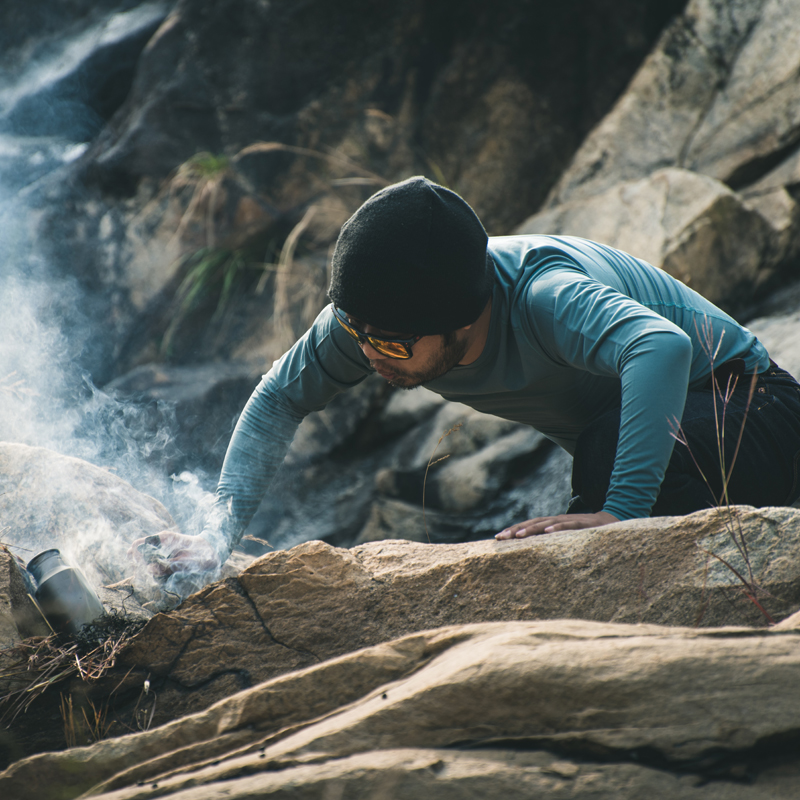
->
xmin=201 ymin=305 xmax=371 ymax=558
xmin=523 ymin=268 xmax=694 ymax=520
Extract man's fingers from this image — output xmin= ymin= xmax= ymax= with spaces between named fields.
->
xmin=495 ymin=518 xmax=557 ymax=540
xmin=495 ymin=512 xmax=620 ymax=540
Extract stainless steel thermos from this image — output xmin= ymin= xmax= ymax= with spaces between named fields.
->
xmin=26 ymin=549 xmax=105 ymax=635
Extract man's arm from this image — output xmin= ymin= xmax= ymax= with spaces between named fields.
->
xmin=498 ymin=269 xmax=693 ymax=538
xmin=129 ymin=306 xmax=371 ymax=573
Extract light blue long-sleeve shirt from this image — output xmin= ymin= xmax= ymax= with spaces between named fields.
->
xmin=205 ymin=235 xmax=769 ymax=557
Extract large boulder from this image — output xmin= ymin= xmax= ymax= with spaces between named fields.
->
xmin=546 ymin=0 xmax=800 ymax=205
xmin=518 ymin=167 xmax=777 ymax=312
xmin=527 ymin=0 xmax=800 ymax=312
xmin=30 ymin=505 xmax=794 ymax=751
xmin=3 ymin=618 xmax=800 ymax=798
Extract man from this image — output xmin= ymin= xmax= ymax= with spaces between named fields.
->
xmin=132 ymin=177 xmax=800 ymax=578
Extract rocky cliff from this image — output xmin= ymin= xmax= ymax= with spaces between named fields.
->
xmin=2 ymin=0 xmax=800 ymax=795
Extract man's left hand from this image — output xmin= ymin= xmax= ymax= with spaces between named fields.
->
xmin=495 ymin=511 xmax=619 ymax=540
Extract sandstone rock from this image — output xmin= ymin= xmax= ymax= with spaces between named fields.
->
xmin=4 ymin=620 xmax=800 ymax=799
xmin=519 ymin=167 xmax=776 ymax=311
xmin=38 ymin=504 xmax=794 ymax=753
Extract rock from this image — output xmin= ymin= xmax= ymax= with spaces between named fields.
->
xmin=30 ymin=504 xmax=793 ymax=752
xmin=378 ymin=426 xmax=549 ymax=513
xmin=4 ymin=619 xmax=800 ymax=799
xmin=518 ymin=167 xmax=777 ymax=312
xmin=103 ymin=361 xmax=262 ymax=473
xmin=0 ymin=442 xmax=176 ymax=592
xmin=0 ymin=550 xmax=49 ymax=646
xmin=546 ymin=0 xmax=800 ymax=206
xmin=747 ymin=300 xmax=800 ymax=380
xmin=0 ymin=440 xmax=173 ymax=611
xmin=0 ymin=2 xmax=169 ymax=193
xmin=532 ymin=0 xmax=800 ymax=310
xmin=681 ymin=0 xmax=800 ymax=188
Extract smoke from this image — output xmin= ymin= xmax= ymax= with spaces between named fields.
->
xmin=0 ymin=2 xmax=217 ymax=606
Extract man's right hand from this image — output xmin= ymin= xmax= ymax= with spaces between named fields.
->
xmin=127 ymin=531 xmax=221 ymax=580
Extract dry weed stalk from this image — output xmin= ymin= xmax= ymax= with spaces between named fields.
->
xmin=0 ymin=625 xmax=137 ymax=726
xmin=669 ymin=317 xmax=774 ymax=624
xmin=422 ymin=423 xmax=463 ymax=543
xmin=159 ymin=143 xmax=387 ymax=357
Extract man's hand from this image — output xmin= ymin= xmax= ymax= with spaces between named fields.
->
xmin=495 ymin=511 xmax=619 ymax=540
xmin=128 ymin=531 xmax=221 ymax=580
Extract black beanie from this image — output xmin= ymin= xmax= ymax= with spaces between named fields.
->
xmin=328 ymin=176 xmax=493 ymax=335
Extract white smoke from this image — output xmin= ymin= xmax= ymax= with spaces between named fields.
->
xmin=0 ymin=2 xmax=217 ymax=607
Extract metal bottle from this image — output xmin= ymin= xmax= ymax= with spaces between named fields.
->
xmin=26 ymin=549 xmax=105 ymax=636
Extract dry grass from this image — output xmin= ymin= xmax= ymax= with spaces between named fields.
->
xmin=0 ymin=615 xmax=144 ymax=727
xmin=669 ymin=318 xmax=775 ymax=624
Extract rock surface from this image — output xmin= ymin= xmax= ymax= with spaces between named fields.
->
xmin=521 ymin=0 xmax=800 ymax=314
xmin=37 ymin=505 xmax=797 ymax=750
xmin=0 ymin=442 xmax=175 ymax=591
xmin=545 ymin=0 xmax=800 ymax=205
xmin=3 ymin=619 xmax=800 ymax=798
xmin=518 ymin=167 xmax=777 ymax=312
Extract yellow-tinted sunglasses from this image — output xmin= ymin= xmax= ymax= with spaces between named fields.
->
xmin=332 ymin=306 xmax=421 ymax=359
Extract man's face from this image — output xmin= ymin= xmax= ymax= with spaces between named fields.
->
xmin=356 ymin=322 xmax=470 ymax=388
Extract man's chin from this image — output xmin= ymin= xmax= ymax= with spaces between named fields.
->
xmin=388 ymin=376 xmax=424 ymax=390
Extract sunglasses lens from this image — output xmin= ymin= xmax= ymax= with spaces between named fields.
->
xmin=334 ymin=311 xmax=361 ymax=341
xmin=334 ymin=307 xmax=413 ymax=359
xmin=369 ymin=338 xmax=410 ymax=359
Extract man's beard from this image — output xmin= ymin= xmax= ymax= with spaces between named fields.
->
xmin=375 ymin=332 xmax=471 ymax=389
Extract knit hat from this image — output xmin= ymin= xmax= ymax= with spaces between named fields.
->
xmin=328 ymin=176 xmax=493 ymax=334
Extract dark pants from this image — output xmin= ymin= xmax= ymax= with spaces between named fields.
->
xmin=570 ymin=364 xmax=800 ymax=517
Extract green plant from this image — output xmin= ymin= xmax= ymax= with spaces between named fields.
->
xmin=183 ymin=152 xmax=231 ymax=178
xmin=160 ymin=247 xmax=256 ymax=356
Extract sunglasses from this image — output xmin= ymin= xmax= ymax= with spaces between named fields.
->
xmin=332 ymin=306 xmax=422 ymax=359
